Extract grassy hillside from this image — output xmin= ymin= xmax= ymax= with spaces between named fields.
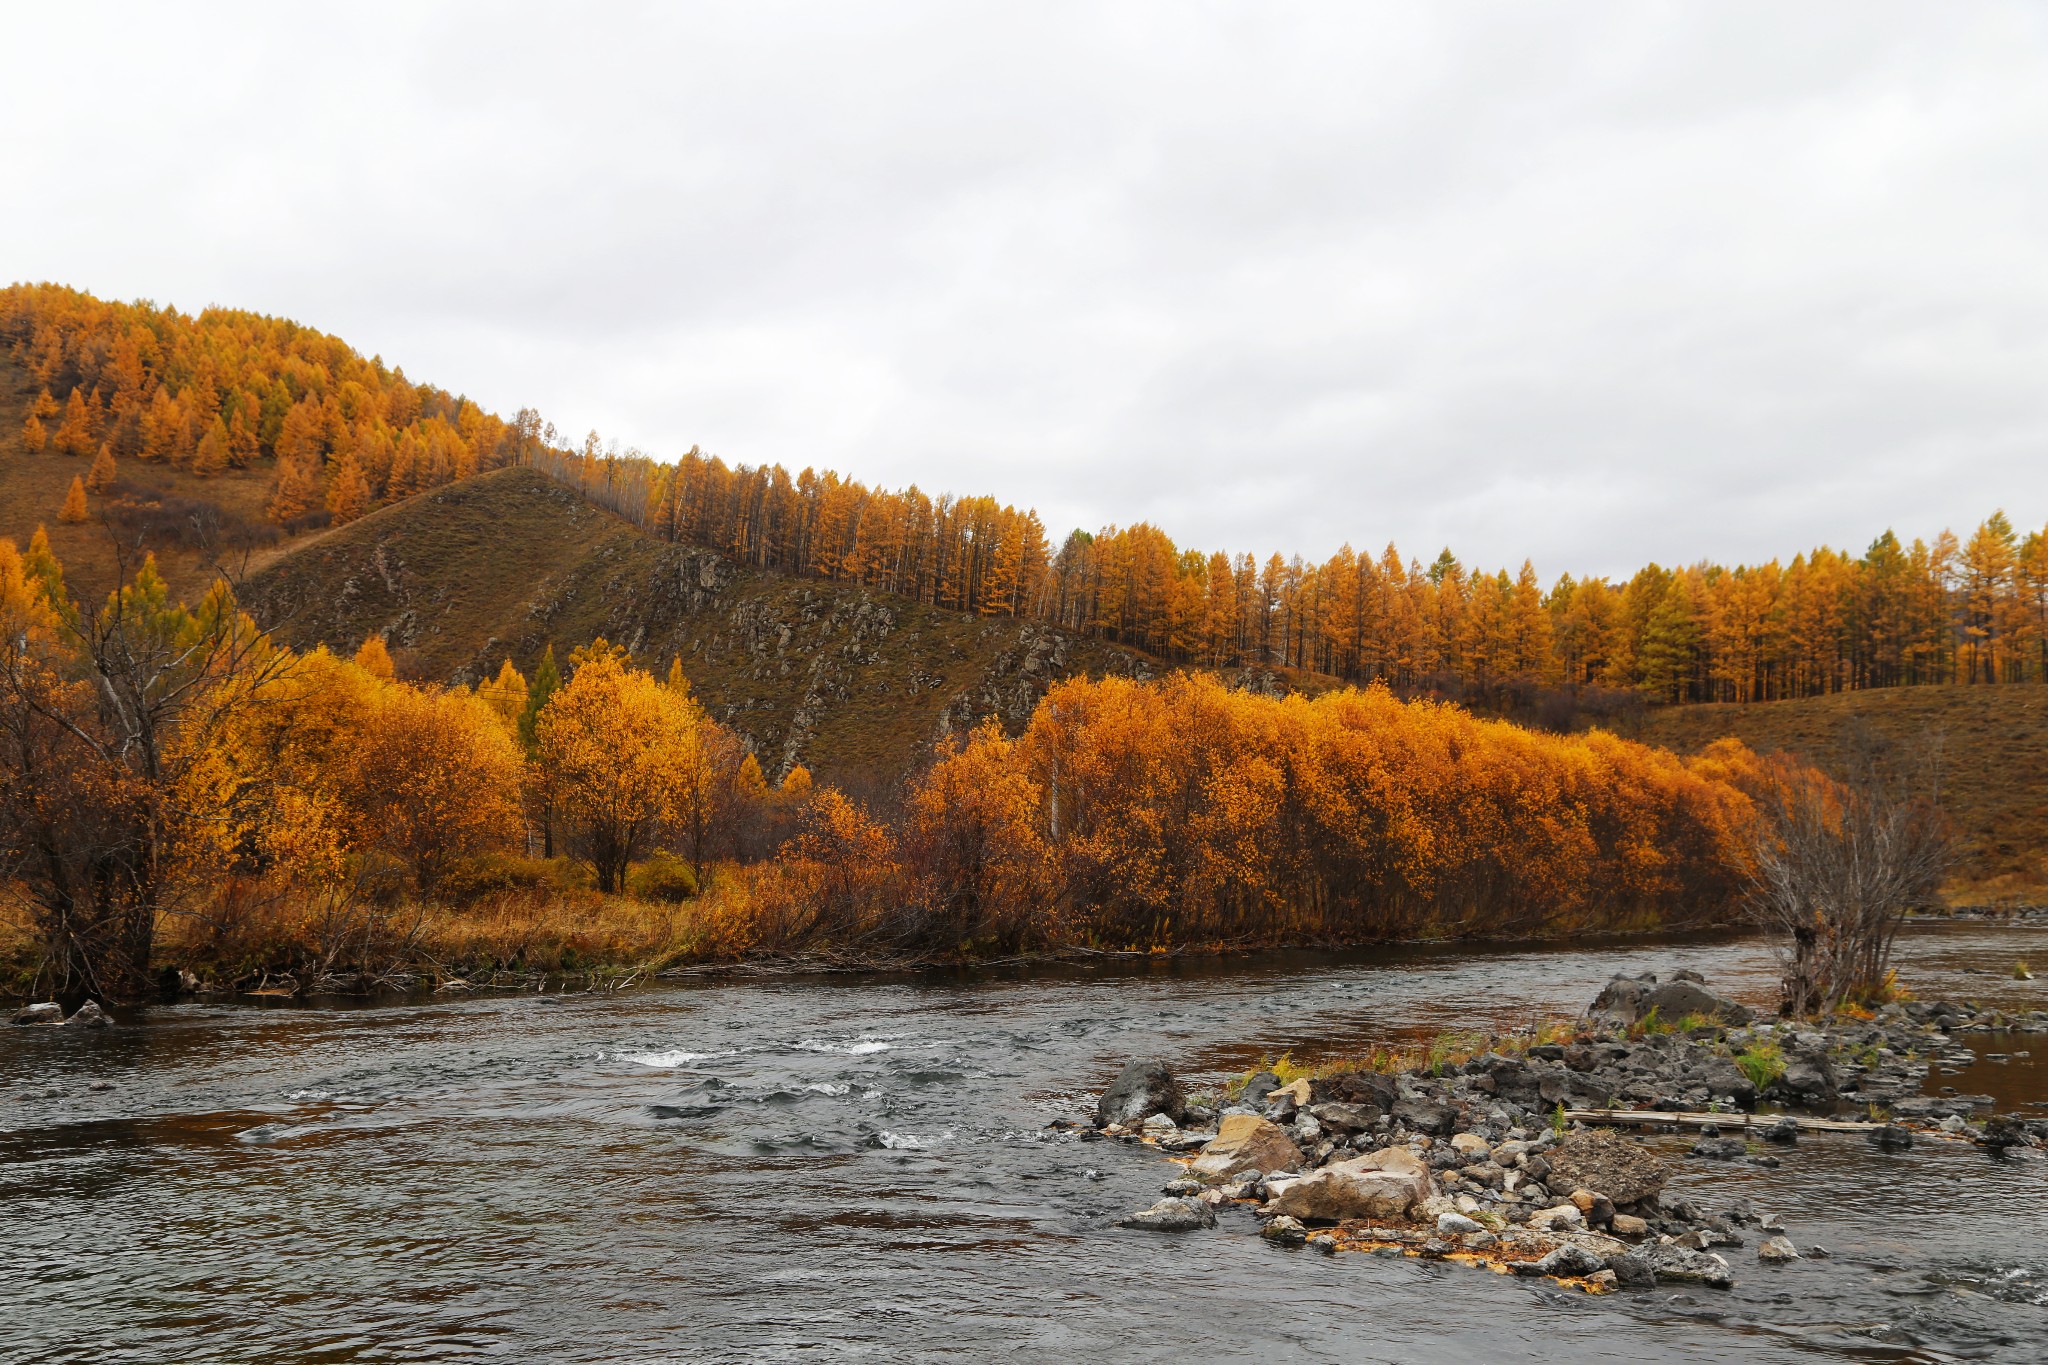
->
xmin=1639 ymin=685 xmax=2048 ymax=902
xmin=241 ymin=467 xmax=1150 ymax=785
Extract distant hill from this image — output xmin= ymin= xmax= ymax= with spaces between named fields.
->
xmin=240 ymin=467 xmax=1151 ymax=785
xmin=1639 ymin=685 xmax=2048 ymax=903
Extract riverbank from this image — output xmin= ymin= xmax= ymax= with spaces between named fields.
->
xmin=1091 ymin=969 xmax=2048 ymax=1295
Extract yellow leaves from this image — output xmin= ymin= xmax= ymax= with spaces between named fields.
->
xmin=353 ymin=633 xmax=395 ymax=680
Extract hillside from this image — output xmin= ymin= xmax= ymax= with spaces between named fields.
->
xmin=1639 ymin=685 xmax=2048 ymax=902
xmin=241 ymin=467 xmax=1151 ymax=785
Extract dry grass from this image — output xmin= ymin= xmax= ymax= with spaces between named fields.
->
xmin=1636 ymin=685 xmax=2048 ymax=902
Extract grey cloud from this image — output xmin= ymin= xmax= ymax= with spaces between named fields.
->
xmin=6 ymin=1 xmax=2045 ymax=579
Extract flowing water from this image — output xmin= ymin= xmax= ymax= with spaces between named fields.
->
xmin=4 ymin=923 xmax=2046 ymax=1363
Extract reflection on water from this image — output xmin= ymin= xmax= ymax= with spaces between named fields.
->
xmin=2 ymin=923 xmax=2045 ymax=1363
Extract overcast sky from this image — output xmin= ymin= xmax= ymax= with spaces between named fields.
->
xmin=8 ymin=3 xmax=2046 ymax=578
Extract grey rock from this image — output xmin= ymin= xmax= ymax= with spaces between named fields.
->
xmin=1436 ymin=1212 xmax=1484 ymax=1235
xmin=1608 ymin=1251 xmax=1657 ymax=1288
xmin=1260 ymin=1214 xmax=1307 ymax=1246
xmin=10 ymin=1002 xmax=63 ymax=1026
xmin=1644 ymin=1242 xmax=1736 ymax=1288
xmin=1770 ymin=1053 xmax=1838 ymax=1106
xmin=1096 ymin=1059 xmax=1185 ymax=1129
xmin=1115 ymin=1197 xmax=1216 ymax=1232
xmin=64 ymin=1001 xmax=113 ymax=1029
xmin=1516 ymin=1243 xmax=1607 ymax=1278
xmin=1866 ymin=1123 xmax=1915 ymax=1151
xmin=1689 ymin=1137 xmax=1747 ymax=1161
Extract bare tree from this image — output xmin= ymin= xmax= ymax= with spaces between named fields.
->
xmin=1748 ymin=724 xmax=1953 ymax=1016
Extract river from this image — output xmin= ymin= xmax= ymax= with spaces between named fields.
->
xmin=4 ymin=923 xmax=2046 ymax=1363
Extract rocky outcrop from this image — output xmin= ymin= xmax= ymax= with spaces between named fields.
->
xmin=9 ymin=1002 xmax=63 ymax=1025
xmin=1096 ymin=1060 xmax=1186 ymax=1129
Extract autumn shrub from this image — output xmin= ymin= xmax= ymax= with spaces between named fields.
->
xmin=436 ymin=852 xmax=567 ymax=904
xmin=628 ymin=852 xmax=698 ymax=903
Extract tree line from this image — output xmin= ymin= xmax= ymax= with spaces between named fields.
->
xmin=3 ymin=528 xmax=1786 ymax=1002
xmin=11 ymin=282 xmax=2043 ymax=703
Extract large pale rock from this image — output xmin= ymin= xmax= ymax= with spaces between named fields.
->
xmin=1544 ymin=1130 xmax=1669 ymax=1205
xmin=1265 ymin=1146 xmax=1434 ymax=1224
xmin=1187 ymin=1113 xmax=1304 ymax=1183
xmin=9 ymin=1002 xmax=64 ymax=1025
xmin=1096 ymin=1059 xmax=1185 ymax=1128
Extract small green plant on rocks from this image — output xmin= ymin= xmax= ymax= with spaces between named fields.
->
xmin=1733 ymin=1040 xmax=1787 ymax=1091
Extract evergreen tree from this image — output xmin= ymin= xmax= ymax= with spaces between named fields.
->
xmin=266 ymin=456 xmax=319 ymax=524
xmin=85 ymin=442 xmax=117 ymax=492
xmin=192 ymin=415 xmax=230 ymax=476
xmin=58 ymin=475 xmax=89 ymax=524
xmin=325 ymin=447 xmax=372 ymax=523
xmin=20 ymin=413 xmax=46 ymax=453
xmin=519 ymin=645 xmax=561 ymax=753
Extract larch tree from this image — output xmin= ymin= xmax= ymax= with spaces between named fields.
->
xmin=325 ymin=447 xmax=372 ymax=524
xmin=266 ymin=456 xmax=319 ymax=524
xmin=85 ymin=443 xmax=117 ymax=493
xmin=20 ymin=413 xmax=47 ymax=453
xmin=58 ymin=476 xmax=89 ymax=524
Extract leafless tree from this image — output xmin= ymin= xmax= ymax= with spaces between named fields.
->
xmin=1748 ymin=723 xmax=1953 ymax=1016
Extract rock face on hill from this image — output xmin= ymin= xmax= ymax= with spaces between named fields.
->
xmin=243 ymin=468 xmax=1149 ymax=782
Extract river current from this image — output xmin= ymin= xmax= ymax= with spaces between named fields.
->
xmin=4 ymin=923 xmax=2046 ymax=1363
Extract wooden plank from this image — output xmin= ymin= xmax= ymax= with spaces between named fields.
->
xmin=1562 ymin=1108 xmax=1882 ymax=1134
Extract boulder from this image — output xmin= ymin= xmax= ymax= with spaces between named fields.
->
xmin=1608 ymin=1251 xmax=1657 ymax=1288
xmin=1115 ymin=1197 xmax=1215 ymax=1232
xmin=1514 ymin=1243 xmax=1606 ymax=1278
xmin=1308 ymin=1102 xmax=1379 ymax=1136
xmin=63 ymin=1000 xmax=114 ymax=1029
xmin=1096 ymin=1060 xmax=1185 ymax=1129
xmin=1643 ymin=1242 xmax=1735 ymax=1288
xmin=1527 ymin=1204 xmax=1584 ymax=1233
xmin=1237 ymin=1070 xmax=1282 ymax=1105
xmin=1436 ymin=1212 xmax=1483 ymax=1235
xmin=1590 ymin=972 xmax=1658 ymax=1022
xmin=1769 ymin=1053 xmax=1837 ymax=1106
xmin=1866 ymin=1123 xmax=1914 ymax=1151
xmin=10 ymin=1002 xmax=64 ymax=1026
xmin=1543 ymin=1129 xmax=1669 ymax=1205
xmin=1392 ymin=1095 xmax=1454 ymax=1135
xmin=1187 ymin=1114 xmax=1304 ymax=1183
xmin=1757 ymin=1235 xmax=1799 ymax=1263
xmin=1310 ymin=1070 xmax=1398 ymax=1112
xmin=1266 ymin=1146 xmax=1434 ymax=1224
xmin=1610 ymin=1214 xmax=1649 ymax=1240
xmin=1641 ymin=980 xmax=1753 ymax=1027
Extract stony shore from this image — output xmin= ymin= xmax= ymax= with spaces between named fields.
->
xmin=1081 ymin=971 xmax=2048 ymax=1292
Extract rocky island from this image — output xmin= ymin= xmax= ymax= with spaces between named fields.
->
xmin=1087 ymin=971 xmax=2048 ymax=1293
